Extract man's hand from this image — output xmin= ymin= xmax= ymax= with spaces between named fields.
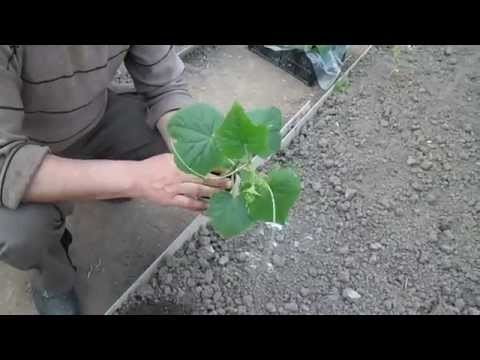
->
xmin=132 ymin=153 xmax=230 ymax=211
xmin=24 ymin=153 xmax=230 ymax=212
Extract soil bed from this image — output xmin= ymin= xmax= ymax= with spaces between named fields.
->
xmin=116 ymin=46 xmax=480 ymax=315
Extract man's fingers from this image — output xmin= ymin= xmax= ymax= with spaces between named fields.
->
xmin=171 ymin=195 xmax=207 ymax=211
xmin=204 ymin=175 xmax=232 ymax=189
xmin=179 ymin=172 xmax=232 ymax=189
xmin=173 ymin=183 xmax=221 ymax=199
xmin=169 ymin=153 xmax=231 ymax=188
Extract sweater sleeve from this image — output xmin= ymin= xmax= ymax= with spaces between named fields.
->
xmin=0 ymin=45 xmax=50 ymax=209
xmin=124 ymin=45 xmax=194 ymax=129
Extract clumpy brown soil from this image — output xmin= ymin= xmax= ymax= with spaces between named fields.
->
xmin=116 ymin=46 xmax=480 ymax=315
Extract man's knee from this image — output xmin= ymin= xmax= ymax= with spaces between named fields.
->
xmin=105 ymin=92 xmax=169 ymax=160
xmin=0 ymin=204 xmax=65 ymax=270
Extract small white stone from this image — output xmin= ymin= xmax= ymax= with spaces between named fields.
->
xmin=345 ymin=188 xmax=358 ymax=200
xmin=343 ymin=288 xmax=362 ymax=300
xmin=266 ymin=222 xmax=283 ymax=231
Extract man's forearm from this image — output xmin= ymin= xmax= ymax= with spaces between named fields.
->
xmin=24 ymin=155 xmax=141 ymax=203
xmin=24 ymin=112 xmax=179 ymax=205
xmin=23 ymin=152 xmax=229 ymax=212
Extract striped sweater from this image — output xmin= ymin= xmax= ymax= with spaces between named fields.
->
xmin=0 ymin=45 xmax=193 ymax=209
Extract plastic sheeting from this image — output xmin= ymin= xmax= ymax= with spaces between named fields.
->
xmin=264 ymin=45 xmax=349 ymax=90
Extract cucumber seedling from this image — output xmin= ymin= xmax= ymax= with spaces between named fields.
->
xmin=167 ymin=102 xmax=301 ymax=238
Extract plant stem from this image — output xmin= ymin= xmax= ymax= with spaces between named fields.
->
xmin=171 ymin=141 xmax=250 ymax=180
xmin=231 ymin=173 xmax=241 ymax=197
xmin=264 ymin=182 xmax=276 ymax=224
xmin=217 ymin=162 xmax=249 ymax=179
xmin=169 ymin=140 xmax=206 ymax=179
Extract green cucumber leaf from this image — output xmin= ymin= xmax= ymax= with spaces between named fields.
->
xmin=247 ymin=107 xmax=282 ymax=157
xmin=244 ymin=168 xmax=301 ymax=225
xmin=215 ymin=102 xmax=269 ymax=159
xmin=207 ymin=192 xmax=254 ymax=238
xmin=167 ymin=103 xmax=225 ymax=176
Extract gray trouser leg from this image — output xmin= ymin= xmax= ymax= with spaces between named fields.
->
xmin=0 ymin=203 xmax=76 ymax=293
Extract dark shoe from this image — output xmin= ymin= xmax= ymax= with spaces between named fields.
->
xmin=31 ymin=229 xmax=80 ymax=315
xmin=32 ymin=287 xmax=81 ymax=315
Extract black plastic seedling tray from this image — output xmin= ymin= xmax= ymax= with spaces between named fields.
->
xmin=248 ymin=45 xmax=317 ymax=87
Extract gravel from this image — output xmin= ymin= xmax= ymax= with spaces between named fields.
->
xmin=420 ymin=160 xmax=434 ymax=171
xmin=218 ymin=256 xmax=229 ymax=266
xmin=285 ymin=302 xmax=299 ymax=312
xmin=300 ymin=287 xmax=311 ymax=297
xmin=272 ymin=254 xmax=285 ymax=267
xmin=266 ymin=303 xmax=277 ymax=313
xmin=425 ymin=193 xmax=438 ymax=205
xmin=444 ymin=46 xmax=454 ymax=56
